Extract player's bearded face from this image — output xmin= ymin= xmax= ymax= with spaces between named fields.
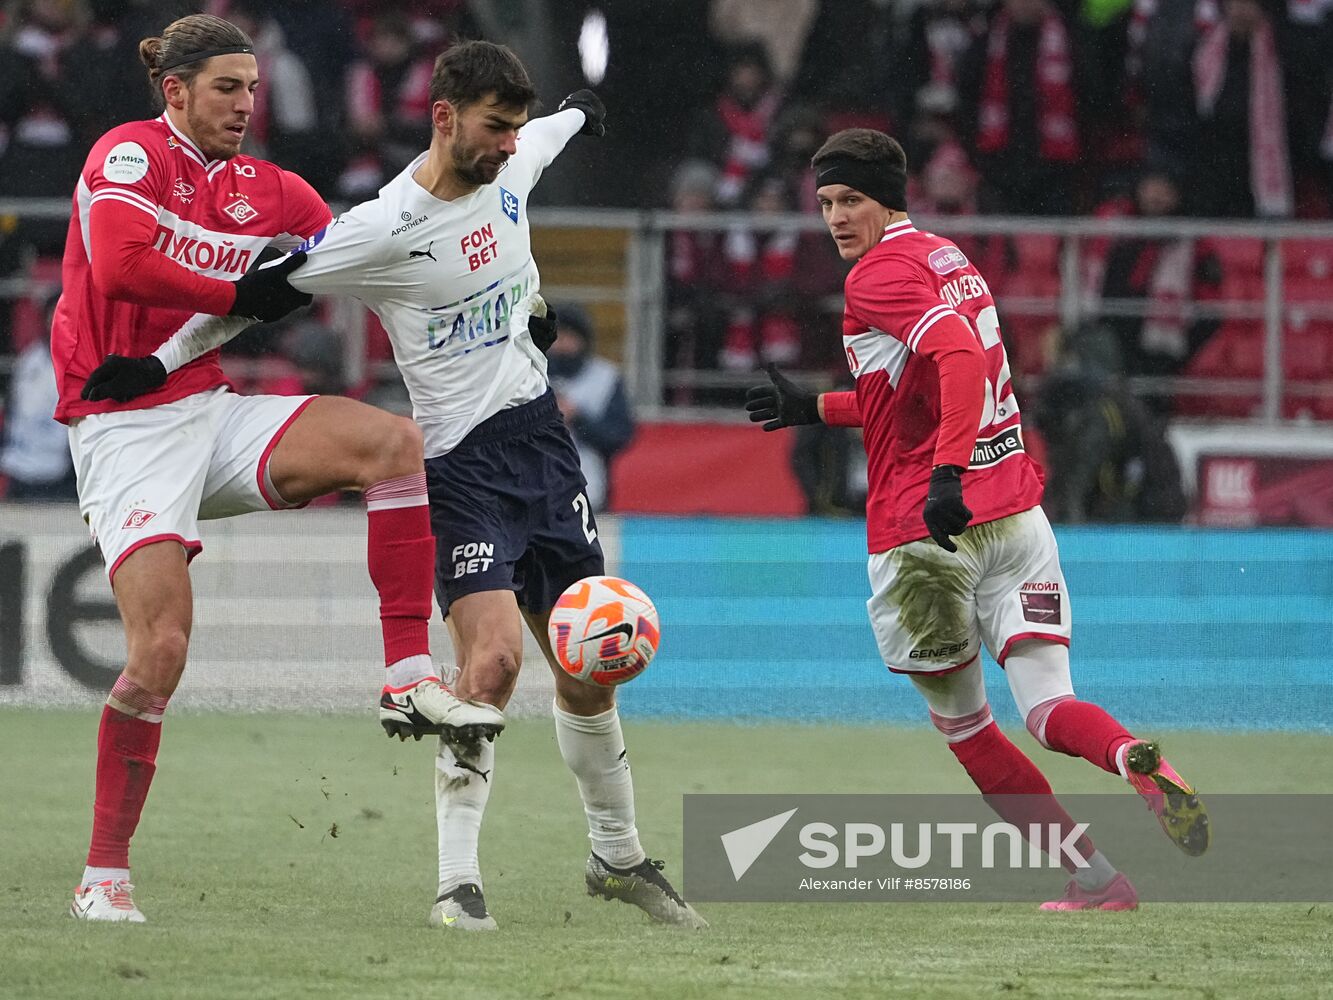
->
xmin=450 ymin=100 xmax=527 ymax=186
xmin=818 ymin=184 xmax=895 ymax=261
xmin=180 ymin=55 xmax=258 ymax=161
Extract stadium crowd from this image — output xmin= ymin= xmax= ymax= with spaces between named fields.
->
xmin=1 ymin=0 xmax=1331 ymax=512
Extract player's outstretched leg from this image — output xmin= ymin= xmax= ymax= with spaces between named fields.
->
xmin=429 ymin=734 xmax=497 ymax=930
xmin=912 ymin=661 xmax=1134 ymax=910
xmin=554 ymin=700 xmax=707 ymax=928
xmin=1007 ymin=641 xmax=1209 ymax=856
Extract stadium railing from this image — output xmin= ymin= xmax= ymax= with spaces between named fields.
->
xmin=4 ymin=199 xmax=1333 ymax=424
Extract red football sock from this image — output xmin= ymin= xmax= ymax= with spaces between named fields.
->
xmin=86 ymin=677 xmax=168 ymax=869
xmin=949 ymin=721 xmax=1095 ymax=874
xmin=364 ymin=473 xmax=433 ymax=667
xmin=1041 ymin=700 xmax=1136 ymax=776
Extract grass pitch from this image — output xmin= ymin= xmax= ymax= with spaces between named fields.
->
xmin=2 ymin=709 xmax=1331 ymax=1000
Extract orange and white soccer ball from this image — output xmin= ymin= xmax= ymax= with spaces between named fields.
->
xmin=547 ymin=575 xmax=661 ymax=686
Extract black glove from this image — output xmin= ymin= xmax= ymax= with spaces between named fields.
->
xmin=228 ymin=250 xmax=311 ymax=322
xmin=81 ymin=354 xmax=168 ymax=402
xmin=744 ymin=363 xmax=820 ymax=432
xmin=922 ymin=464 xmax=972 ymax=552
xmin=558 ymin=89 xmax=606 ymax=137
xmin=529 ymin=305 xmax=558 ymax=354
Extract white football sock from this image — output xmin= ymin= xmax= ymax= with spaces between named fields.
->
xmin=435 ymin=735 xmax=494 ymax=894
xmin=1071 ymin=849 xmax=1119 ymax=891
xmin=386 ymin=654 xmax=435 ymax=689
xmin=552 ymin=701 xmax=645 ymax=869
xmin=82 ymin=866 xmax=129 ymax=886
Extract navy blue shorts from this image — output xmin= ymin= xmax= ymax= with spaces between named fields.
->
xmin=426 ymin=390 xmax=605 ymax=616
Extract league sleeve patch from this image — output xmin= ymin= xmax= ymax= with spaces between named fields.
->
xmin=103 ymin=141 xmax=151 ymax=184
xmin=500 ymin=186 xmax=520 ymax=224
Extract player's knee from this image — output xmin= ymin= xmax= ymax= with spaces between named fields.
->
xmin=1024 ymin=695 xmax=1073 ymax=749
xmin=928 ymin=703 xmax=993 ymax=744
xmin=463 ymin=646 xmax=521 ymax=700
xmin=556 ymin=673 xmax=615 ymax=715
xmin=378 ymin=417 xmax=424 ymax=479
xmin=127 ymin=624 xmax=189 ymax=692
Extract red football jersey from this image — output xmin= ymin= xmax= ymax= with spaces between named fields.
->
xmin=836 ymin=218 xmax=1045 ymax=552
xmin=52 ymin=114 xmax=330 ymax=422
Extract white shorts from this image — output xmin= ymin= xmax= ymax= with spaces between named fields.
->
xmin=865 ymin=506 xmax=1071 ymax=675
xmin=68 ymin=387 xmax=316 ymax=582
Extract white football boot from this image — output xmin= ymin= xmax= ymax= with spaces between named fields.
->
xmin=379 ymin=678 xmax=505 ymax=743
xmin=70 ymin=879 xmax=146 ymax=923
xmin=428 ymin=883 xmax=497 ymax=931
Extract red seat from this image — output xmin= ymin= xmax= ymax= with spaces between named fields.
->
xmin=1282 ymin=271 xmax=1333 ymax=305
xmin=1214 ymin=238 xmax=1264 ymax=278
xmin=1015 ymin=233 xmax=1060 ymax=272
xmin=1283 ymin=239 xmax=1333 ymax=278
xmin=1178 ymin=321 xmax=1262 ymax=418
xmin=1284 ymin=321 xmax=1332 ymax=381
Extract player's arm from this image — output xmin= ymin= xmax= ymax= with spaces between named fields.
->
xmin=845 ymin=265 xmax=986 ymax=550
xmin=81 ymin=251 xmax=311 ymax=402
xmin=82 ymin=171 xmax=333 ymax=403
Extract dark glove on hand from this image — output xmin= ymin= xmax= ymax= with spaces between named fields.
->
xmin=227 ymin=250 xmax=311 ymax=322
xmin=744 ymin=363 xmax=820 ymax=432
xmin=529 ymin=305 xmax=558 ymax=354
xmin=558 ymin=89 xmax=606 ymax=137
xmin=80 ymin=354 xmax=167 ymax=402
xmin=922 ymin=464 xmax=972 ymax=552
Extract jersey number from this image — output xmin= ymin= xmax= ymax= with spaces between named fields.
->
xmin=572 ymin=492 xmax=597 ymax=543
xmin=967 ymin=306 xmax=1015 ymax=431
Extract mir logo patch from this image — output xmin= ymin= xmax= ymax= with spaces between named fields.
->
xmin=500 ymin=186 xmax=519 ymax=224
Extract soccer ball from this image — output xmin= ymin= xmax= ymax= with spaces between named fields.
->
xmin=547 ymin=575 xmax=660 ymax=686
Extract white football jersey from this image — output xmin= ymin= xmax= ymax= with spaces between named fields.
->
xmin=288 ymin=109 xmax=583 ymax=457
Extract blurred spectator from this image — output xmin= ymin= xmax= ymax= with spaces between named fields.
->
xmin=0 ymin=291 xmax=74 ymax=500
xmin=709 ymin=0 xmax=818 ymax=88
xmin=342 ymin=0 xmax=470 ymax=54
xmin=1127 ymin=0 xmax=1212 ymax=182
xmin=1035 ymin=322 xmax=1187 ymax=523
xmin=960 ymin=0 xmax=1081 ymax=214
xmin=720 ymin=175 xmax=803 ymax=370
xmin=912 ymin=139 xmax=1020 ymax=281
xmin=791 ymin=420 xmax=867 ymax=517
xmin=892 ymin=0 xmax=987 ymax=135
xmin=787 ymin=0 xmax=894 ymax=117
xmin=720 ymin=169 xmax=846 ymax=373
xmin=224 ymin=1 xmax=321 ymax=182
xmin=690 ymin=43 xmax=783 ymax=206
xmin=338 ymin=13 xmax=434 ymax=200
xmin=790 ymin=371 xmax=866 ymax=517
xmin=766 ymin=104 xmax=827 ymax=211
xmin=1073 ymin=0 xmax=1142 ymax=192
xmin=1192 ymin=0 xmax=1293 ymax=217
xmin=664 ymin=160 xmax=730 ymax=397
xmin=546 ymin=305 xmax=634 ymax=512
xmin=0 ymin=0 xmax=90 ymax=253
xmin=1093 ymin=167 xmax=1224 ymax=400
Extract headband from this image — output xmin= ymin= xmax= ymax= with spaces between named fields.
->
xmin=813 ymin=155 xmax=907 ymax=211
xmin=159 ymin=45 xmax=254 ymax=72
